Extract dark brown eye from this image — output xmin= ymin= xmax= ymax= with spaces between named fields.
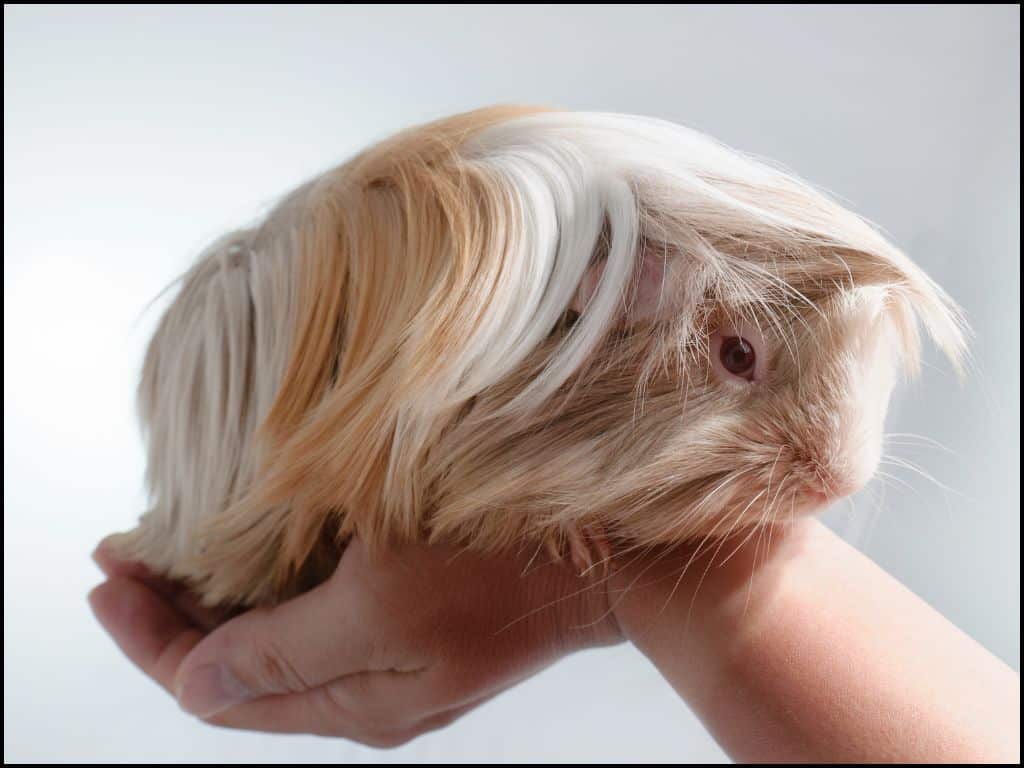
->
xmin=719 ymin=336 xmax=756 ymax=378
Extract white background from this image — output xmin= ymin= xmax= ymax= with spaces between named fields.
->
xmin=4 ymin=5 xmax=1019 ymax=763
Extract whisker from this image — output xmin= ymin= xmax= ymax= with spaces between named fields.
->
xmin=502 ymin=542 xmax=658 ymax=636
xmin=880 ymin=455 xmax=970 ymax=502
xmin=878 ymin=454 xmax=963 ymax=528
xmin=519 ymin=536 xmax=548 ymax=578
xmin=744 ymin=504 xmax=775 ymax=616
xmin=680 ymin=488 xmax=768 ymax=628
xmin=716 ymin=469 xmax=786 ymax=569
xmin=874 ymin=469 xmax=922 ymax=496
xmin=655 ymin=488 xmax=759 ymax=617
xmin=883 ymin=432 xmax=959 ymax=457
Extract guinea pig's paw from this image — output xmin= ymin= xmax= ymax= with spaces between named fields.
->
xmin=564 ymin=524 xmax=612 ymax=578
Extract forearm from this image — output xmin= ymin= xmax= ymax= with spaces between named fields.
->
xmin=611 ymin=519 xmax=1020 ymax=763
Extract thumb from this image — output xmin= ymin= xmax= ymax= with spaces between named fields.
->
xmin=174 ymin=574 xmax=381 ymax=719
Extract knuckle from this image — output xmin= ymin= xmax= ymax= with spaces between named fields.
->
xmin=313 ymin=678 xmax=431 ymax=749
xmin=316 ymin=680 xmax=398 ymax=737
xmin=251 ymin=645 xmax=288 ymax=692
xmin=362 ymin=633 xmax=393 ymax=670
xmin=247 ymin=638 xmax=307 ymax=694
xmin=317 ymin=675 xmax=370 ymax=721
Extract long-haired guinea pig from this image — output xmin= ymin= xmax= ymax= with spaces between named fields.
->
xmin=108 ymin=105 xmax=968 ymax=606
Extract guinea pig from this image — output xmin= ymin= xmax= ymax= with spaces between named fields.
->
xmin=108 ymin=105 xmax=968 ymax=607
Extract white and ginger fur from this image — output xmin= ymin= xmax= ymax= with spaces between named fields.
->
xmin=110 ymin=106 xmax=968 ymax=606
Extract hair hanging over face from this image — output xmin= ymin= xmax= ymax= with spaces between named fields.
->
xmin=116 ymin=106 xmax=968 ymax=606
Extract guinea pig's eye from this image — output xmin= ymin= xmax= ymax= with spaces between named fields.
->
xmin=720 ymin=337 xmax=756 ymax=379
xmin=711 ymin=327 xmax=765 ymax=384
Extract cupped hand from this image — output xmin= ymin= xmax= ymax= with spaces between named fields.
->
xmin=89 ymin=535 xmax=622 ymax=747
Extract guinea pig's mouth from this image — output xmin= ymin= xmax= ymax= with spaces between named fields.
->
xmin=800 ymin=477 xmax=863 ymax=512
xmin=802 ymin=489 xmax=833 ymax=512
xmin=795 ymin=453 xmax=871 ymax=513
xmin=797 ymin=467 xmax=847 ymax=511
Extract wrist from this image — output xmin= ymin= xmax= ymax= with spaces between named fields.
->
xmin=607 ymin=519 xmax=818 ymax=643
xmin=535 ymin=559 xmax=625 ymax=656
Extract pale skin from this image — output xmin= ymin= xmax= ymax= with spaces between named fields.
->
xmin=89 ymin=519 xmax=1020 ymax=762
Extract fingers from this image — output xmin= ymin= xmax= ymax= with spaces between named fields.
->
xmin=88 ymin=535 xmax=498 ymax=746
xmin=174 ymin=573 xmax=401 ymax=719
xmin=88 ymin=577 xmax=205 ymax=694
xmin=203 ymin=671 xmax=426 ymax=739
xmin=92 ymin=536 xmax=230 ymax=632
xmin=88 ymin=574 xmax=487 ymax=745
xmin=90 ymin=534 xmax=446 ymax=735
xmin=202 ymin=671 xmax=491 ymax=746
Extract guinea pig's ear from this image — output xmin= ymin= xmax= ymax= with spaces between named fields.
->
xmin=570 ymin=238 xmax=689 ymax=324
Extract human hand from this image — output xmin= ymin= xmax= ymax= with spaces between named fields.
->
xmin=89 ymin=534 xmax=621 ymax=747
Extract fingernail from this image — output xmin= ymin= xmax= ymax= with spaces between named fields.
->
xmin=177 ymin=664 xmax=252 ymax=718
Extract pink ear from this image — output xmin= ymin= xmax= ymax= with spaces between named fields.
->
xmin=570 ymin=260 xmax=603 ymax=314
xmin=570 ymin=245 xmax=672 ymax=322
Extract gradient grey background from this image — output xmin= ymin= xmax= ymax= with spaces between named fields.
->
xmin=4 ymin=5 xmax=1019 ymax=763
